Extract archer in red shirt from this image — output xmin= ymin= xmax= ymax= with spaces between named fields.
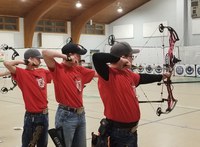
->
xmin=92 ymin=42 xmax=170 ymax=147
xmin=42 ymin=43 xmax=97 ymax=147
xmin=4 ymin=48 xmax=52 ymax=147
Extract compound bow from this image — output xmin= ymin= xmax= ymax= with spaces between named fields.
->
xmin=155 ymin=23 xmax=181 ymax=116
xmin=0 ymin=44 xmax=19 ymax=93
xmin=107 ymin=25 xmax=181 ymax=116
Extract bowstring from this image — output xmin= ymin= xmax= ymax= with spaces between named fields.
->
xmin=134 ymin=26 xmax=160 ymax=60
xmin=158 ymin=30 xmax=167 ymax=110
xmin=136 ymin=25 xmax=164 ymax=113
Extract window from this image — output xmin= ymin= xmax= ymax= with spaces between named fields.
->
xmin=35 ymin=19 xmax=67 ymax=33
xmin=0 ymin=16 xmax=19 ymax=31
xmin=82 ymin=22 xmax=105 ymax=35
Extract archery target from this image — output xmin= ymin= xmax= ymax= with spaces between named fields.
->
xmin=136 ymin=64 xmax=146 ymax=73
xmin=185 ymin=64 xmax=196 ymax=77
xmin=145 ymin=64 xmax=153 ymax=74
xmin=196 ymin=65 xmax=200 ymax=77
xmin=154 ymin=64 xmax=163 ymax=75
xmin=174 ymin=64 xmax=185 ymax=76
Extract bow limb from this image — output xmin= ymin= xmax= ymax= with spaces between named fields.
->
xmin=165 ymin=79 xmax=177 ymax=111
xmin=0 ymin=44 xmax=19 ymax=93
xmin=156 ymin=78 xmax=178 ymax=116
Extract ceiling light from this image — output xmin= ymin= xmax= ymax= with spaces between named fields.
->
xmin=117 ymin=6 xmax=123 ymax=13
xmin=76 ymin=1 xmax=82 ymax=8
xmin=89 ymin=19 xmax=93 ymax=25
xmin=117 ymin=2 xmax=123 ymax=13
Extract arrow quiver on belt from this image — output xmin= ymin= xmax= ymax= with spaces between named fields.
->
xmin=91 ymin=118 xmax=110 ymax=147
xmin=48 ymin=127 xmax=65 ymax=147
xmin=28 ymin=125 xmax=44 ymax=147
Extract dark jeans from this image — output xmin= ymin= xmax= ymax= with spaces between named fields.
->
xmin=22 ymin=112 xmax=49 ymax=147
xmin=109 ymin=127 xmax=138 ymax=147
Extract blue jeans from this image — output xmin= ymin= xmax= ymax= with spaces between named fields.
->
xmin=22 ymin=112 xmax=49 ymax=147
xmin=55 ymin=106 xmax=86 ymax=147
xmin=109 ymin=128 xmax=138 ymax=147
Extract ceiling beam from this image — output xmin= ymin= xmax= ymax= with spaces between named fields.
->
xmin=71 ymin=0 xmax=117 ymax=44
xmin=24 ymin=0 xmax=62 ymax=48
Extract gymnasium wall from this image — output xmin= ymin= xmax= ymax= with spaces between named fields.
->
xmin=0 ymin=0 xmax=200 ymax=76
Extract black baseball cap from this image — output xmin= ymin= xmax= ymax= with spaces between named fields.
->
xmin=61 ymin=43 xmax=87 ymax=55
xmin=24 ymin=49 xmax=43 ymax=59
xmin=110 ymin=42 xmax=140 ymax=57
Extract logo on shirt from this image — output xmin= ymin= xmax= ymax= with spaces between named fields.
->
xmin=37 ymin=78 xmax=45 ymax=88
xmin=74 ymin=76 xmax=82 ymax=92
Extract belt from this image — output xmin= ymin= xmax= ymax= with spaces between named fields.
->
xmin=114 ymin=125 xmax=138 ymax=134
xmin=107 ymin=119 xmax=138 ymax=128
xmin=59 ymin=104 xmax=84 ymax=114
xmin=107 ymin=119 xmax=138 ymax=134
xmin=26 ymin=108 xmax=48 ymax=115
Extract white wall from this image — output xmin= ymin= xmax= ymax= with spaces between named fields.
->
xmin=107 ymin=0 xmax=200 ymax=66
xmin=0 ymin=18 xmax=24 ymax=48
xmin=187 ymin=0 xmax=200 ymax=46
xmin=1 ymin=0 xmax=200 ymax=66
xmin=78 ymin=24 xmax=109 ymax=63
xmin=109 ymin=0 xmax=178 ymax=46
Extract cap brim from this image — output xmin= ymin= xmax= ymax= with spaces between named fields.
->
xmin=131 ymin=49 xmax=140 ymax=54
xmin=77 ymin=49 xmax=87 ymax=55
xmin=77 ymin=45 xmax=87 ymax=55
xmin=36 ymin=55 xmax=43 ymax=59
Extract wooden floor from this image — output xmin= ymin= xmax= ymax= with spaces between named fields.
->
xmin=0 ymin=76 xmax=200 ymax=147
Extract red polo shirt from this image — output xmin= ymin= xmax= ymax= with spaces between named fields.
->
xmin=98 ymin=68 xmax=140 ymax=123
xmin=12 ymin=67 xmax=52 ymax=112
xmin=50 ymin=62 xmax=95 ymax=108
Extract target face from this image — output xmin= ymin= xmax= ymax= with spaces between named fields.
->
xmin=138 ymin=65 xmax=144 ymax=72
xmin=176 ymin=66 xmax=184 ymax=75
xmin=185 ymin=65 xmax=194 ymax=75
xmin=145 ymin=65 xmax=153 ymax=73
xmin=197 ymin=66 xmax=200 ymax=75
xmin=155 ymin=65 xmax=162 ymax=74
